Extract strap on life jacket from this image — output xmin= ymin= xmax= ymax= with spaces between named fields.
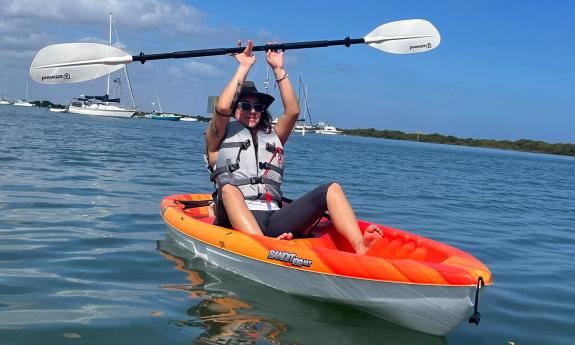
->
xmin=262 ymin=146 xmax=284 ymax=203
xmin=209 ymin=139 xmax=251 ymax=181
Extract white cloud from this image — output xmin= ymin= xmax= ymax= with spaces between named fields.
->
xmin=0 ymin=32 xmax=54 ymax=51
xmin=4 ymin=0 xmax=209 ymax=34
xmin=167 ymin=60 xmax=222 ymax=80
xmin=182 ymin=61 xmax=222 ymax=77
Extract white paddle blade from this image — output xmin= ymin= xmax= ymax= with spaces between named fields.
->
xmin=364 ymin=19 xmax=441 ymax=54
xmin=30 ymin=43 xmax=133 ymax=84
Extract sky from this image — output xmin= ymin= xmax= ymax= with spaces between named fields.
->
xmin=1 ymin=0 xmax=573 ymax=143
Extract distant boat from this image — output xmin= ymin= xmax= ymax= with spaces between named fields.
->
xmin=68 ymin=94 xmax=136 ymax=117
xmin=146 ymin=95 xmax=180 ymax=121
xmin=316 ymin=125 xmax=342 ymax=135
xmin=145 ymin=112 xmax=180 ymax=121
xmin=180 ymin=117 xmax=198 ymax=122
xmin=0 ymin=84 xmax=10 ymax=104
xmin=67 ymin=12 xmax=137 ymax=118
xmin=315 ymin=121 xmax=342 ymax=135
xmin=293 ymin=121 xmax=314 ymax=134
xmin=13 ymin=100 xmax=34 ymax=107
xmin=13 ymin=81 xmax=34 ymax=107
xmin=48 ymin=106 xmax=67 ymax=113
xmin=293 ymin=77 xmax=315 ymax=135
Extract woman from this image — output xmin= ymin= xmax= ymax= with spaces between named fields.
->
xmin=205 ymin=40 xmax=382 ymax=254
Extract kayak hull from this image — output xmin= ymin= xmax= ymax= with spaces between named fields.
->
xmin=161 ymin=194 xmax=491 ymax=336
xmin=167 ymin=223 xmax=475 ymax=335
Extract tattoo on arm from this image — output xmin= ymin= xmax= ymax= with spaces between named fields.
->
xmin=209 ymin=121 xmax=220 ymax=136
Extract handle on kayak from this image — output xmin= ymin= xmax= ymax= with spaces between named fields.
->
xmin=469 ymin=276 xmax=485 ymax=325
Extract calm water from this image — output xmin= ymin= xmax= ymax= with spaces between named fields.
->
xmin=1 ymin=106 xmax=574 ymax=345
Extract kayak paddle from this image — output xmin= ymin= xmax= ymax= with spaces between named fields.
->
xmin=30 ymin=19 xmax=440 ymax=84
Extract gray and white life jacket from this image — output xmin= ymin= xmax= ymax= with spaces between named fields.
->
xmin=210 ymin=118 xmax=284 ymax=203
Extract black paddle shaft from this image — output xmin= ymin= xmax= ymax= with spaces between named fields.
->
xmin=132 ymin=37 xmax=365 ymax=64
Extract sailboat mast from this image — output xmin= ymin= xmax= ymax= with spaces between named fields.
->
xmin=304 ymin=83 xmax=314 ymax=126
xmin=297 ymin=76 xmax=302 ymax=110
xmin=304 ymin=83 xmax=309 ymax=124
xmin=124 ymin=66 xmax=136 ymax=108
xmin=156 ymin=95 xmax=163 ymax=113
xmin=106 ymin=12 xmax=112 ymax=99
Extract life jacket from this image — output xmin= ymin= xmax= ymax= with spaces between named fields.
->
xmin=210 ymin=118 xmax=284 ymax=204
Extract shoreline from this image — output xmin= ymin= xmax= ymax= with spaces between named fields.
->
xmin=341 ymin=128 xmax=575 ymax=157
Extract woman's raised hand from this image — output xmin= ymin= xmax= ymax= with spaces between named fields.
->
xmin=234 ymin=40 xmax=256 ymax=67
xmin=265 ymin=42 xmax=284 ymax=70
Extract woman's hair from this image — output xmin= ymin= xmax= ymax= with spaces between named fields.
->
xmin=232 ymin=99 xmax=273 ymax=133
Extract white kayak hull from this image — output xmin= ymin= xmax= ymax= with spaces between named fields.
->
xmin=166 ymin=224 xmax=476 ymax=336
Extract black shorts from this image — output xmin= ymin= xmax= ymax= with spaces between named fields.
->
xmin=215 ymin=183 xmax=333 ymax=237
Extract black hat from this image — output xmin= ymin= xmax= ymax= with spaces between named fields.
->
xmin=237 ymin=81 xmax=275 ymax=108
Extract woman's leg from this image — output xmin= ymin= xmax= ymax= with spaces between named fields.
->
xmin=266 ymin=183 xmax=382 ymax=254
xmin=265 ymin=184 xmax=332 ymax=237
xmin=326 ymin=183 xmax=382 ymax=255
xmin=220 ymin=184 xmax=264 ymax=236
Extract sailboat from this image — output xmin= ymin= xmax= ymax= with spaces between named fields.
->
xmin=0 ymin=84 xmax=10 ymax=105
xmin=13 ymin=81 xmax=34 ymax=107
xmin=67 ymin=12 xmax=137 ymax=118
xmin=145 ymin=95 xmax=180 ymax=121
xmin=293 ymin=77 xmax=315 ymax=135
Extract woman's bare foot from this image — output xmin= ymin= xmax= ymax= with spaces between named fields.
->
xmin=276 ymin=232 xmax=293 ymax=240
xmin=356 ymin=225 xmax=383 ymax=255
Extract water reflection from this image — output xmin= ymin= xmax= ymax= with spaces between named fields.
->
xmin=157 ymin=235 xmax=448 ymax=345
xmin=157 ymin=237 xmax=289 ymax=345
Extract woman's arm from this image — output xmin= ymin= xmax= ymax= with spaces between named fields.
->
xmin=267 ymin=46 xmax=300 ymax=146
xmin=205 ymin=40 xmax=256 ymax=166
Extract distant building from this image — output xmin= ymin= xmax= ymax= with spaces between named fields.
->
xmin=207 ymin=96 xmax=218 ymax=115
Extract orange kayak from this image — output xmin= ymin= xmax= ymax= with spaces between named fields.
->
xmin=161 ymin=193 xmax=492 ymax=335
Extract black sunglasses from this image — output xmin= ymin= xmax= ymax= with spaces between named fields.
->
xmin=238 ymin=102 xmax=265 ymax=112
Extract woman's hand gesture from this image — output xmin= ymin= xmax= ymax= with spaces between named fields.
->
xmin=265 ymin=42 xmax=284 ymax=71
xmin=234 ymin=40 xmax=256 ymax=68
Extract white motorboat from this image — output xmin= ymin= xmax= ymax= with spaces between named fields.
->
xmin=316 ymin=124 xmax=342 ymax=135
xmin=48 ymin=106 xmax=67 ymax=113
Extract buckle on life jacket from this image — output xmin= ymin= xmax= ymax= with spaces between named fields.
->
xmin=266 ymin=142 xmax=276 ymax=152
xmin=250 ymin=177 xmax=263 ymax=184
xmin=228 ymin=163 xmax=240 ymax=172
xmin=241 ymin=139 xmax=251 ymax=149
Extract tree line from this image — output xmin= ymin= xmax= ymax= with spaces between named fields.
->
xmin=341 ymin=128 xmax=575 ymax=157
